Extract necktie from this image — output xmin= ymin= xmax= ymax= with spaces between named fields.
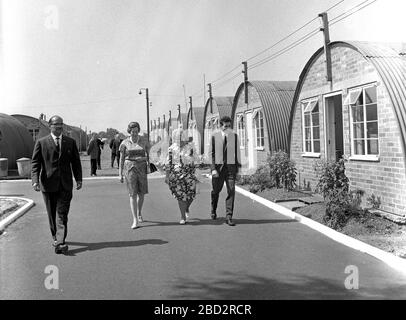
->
xmin=223 ymin=135 xmax=227 ymax=164
xmin=56 ymin=137 xmax=60 ymax=155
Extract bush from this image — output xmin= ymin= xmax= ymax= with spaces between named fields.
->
xmin=315 ymin=158 xmax=353 ymax=230
xmin=248 ymin=165 xmax=273 ymax=194
xmin=366 ymin=194 xmax=381 ymax=209
xmin=236 ymin=174 xmax=252 ymax=186
xmin=267 ymin=150 xmax=297 ymax=191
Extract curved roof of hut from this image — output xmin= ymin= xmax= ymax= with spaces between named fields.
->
xmin=203 ymin=96 xmax=234 ymax=126
xmin=288 ymin=41 xmax=406 ymax=156
xmin=231 ymin=81 xmax=297 ymax=153
xmin=11 ymin=114 xmax=49 ymax=128
xmin=0 ymin=113 xmax=35 ymax=169
xmin=187 ymin=107 xmax=205 ymax=133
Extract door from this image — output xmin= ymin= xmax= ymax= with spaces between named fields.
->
xmin=246 ymin=112 xmax=255 ymax=169
xmin=325 ymin=94 xmax=344 ymax=161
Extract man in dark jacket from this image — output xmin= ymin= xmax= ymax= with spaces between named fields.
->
xmin=109 ymin=134 xmax=122 ymax=168
xmin=210 ymin=116 xmax=241 ymax=226
xmin=31 ymin=115 xmax=82 ymax=254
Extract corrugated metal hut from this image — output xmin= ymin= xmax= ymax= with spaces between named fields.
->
xmin=186 ymin=106 xmax=205 ymax=155
xmin=203 ymin=96 xmax=234 ymax=158
xmin=232 ymin=81 xmax=297 ymax=173
xmin=288 ymin=41 xmax=406 ymax=217
xmin=0 ymin=113 xmax=35 ymax=170
xmin=12 ymin=114 xmax=50 ymax=141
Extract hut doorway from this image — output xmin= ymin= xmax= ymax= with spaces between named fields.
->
xmin=325 ymin=93 xmax=344 ymax=162
xmin=246 ymin=112 xmax=255 ymax=170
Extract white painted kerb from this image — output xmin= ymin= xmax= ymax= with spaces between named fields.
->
xmin=0 ymin=197 xmax=35 ymax=232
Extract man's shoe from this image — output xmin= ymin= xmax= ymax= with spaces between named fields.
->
xmin=211 ymin=212 xmax=217 ymax=220
xmin=226 ymin=217 xmax=236 ymax=226
xmin=55 ymin=243 xmax=68 ymax=254
xmin=52 ymin=240 xmax=58 ymax=247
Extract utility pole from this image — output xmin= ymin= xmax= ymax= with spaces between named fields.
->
xmin=189 ymin=96 xmax=193 ymax=121
xmin=177 ymin=104 xmax=181 ymax=128
xmin=242 ymin=61 xmax=248 ymax=105
xmin=208 ymin=83 xmax=213 ymax=114
xmin=319 ymin=12 xmax=332 ymax=82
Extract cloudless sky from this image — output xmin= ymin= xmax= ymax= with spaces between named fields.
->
xmin=1 ymin=0 xmax=406 ymax=134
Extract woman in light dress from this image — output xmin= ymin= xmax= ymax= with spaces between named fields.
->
xmin=164 ymin=128 xmax=200 ymax=224
xmin=119 ymin=121 xmax=151 ymax=229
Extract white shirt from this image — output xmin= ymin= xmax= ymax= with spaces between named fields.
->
xmin=51 ymin=133 xmax=62 ymax=149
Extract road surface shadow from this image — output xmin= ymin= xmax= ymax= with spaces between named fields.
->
xmin=169 ymin=271 xmax=406 ymax=299
xmin=64 ymin=239 xmax=168 ymax=256
xmin=140 ymin=218 xmax=296 ymax=228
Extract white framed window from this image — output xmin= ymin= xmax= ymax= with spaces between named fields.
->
xmin=237 ymin=113 xmax=245 ymax=148
xmin=253 ymin=109 xmax=264 ymax=149
xmin=302 ymin=98 xmax=320 ymax=155
xmin=347 ymin=84 xmax=379 ymax=160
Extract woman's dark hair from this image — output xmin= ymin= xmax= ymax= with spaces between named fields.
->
xmin=127 ymin=121 xmax=140 ymax=133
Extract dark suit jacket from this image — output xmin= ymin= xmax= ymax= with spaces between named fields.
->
xmin=210 ymin=131 xmax=241 ymax=175
xmin=31 ymin=135 xmax=82 ymax=192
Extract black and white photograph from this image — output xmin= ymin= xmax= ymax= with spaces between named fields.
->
xmin=1 ymin=0 xmax=406 ymax=310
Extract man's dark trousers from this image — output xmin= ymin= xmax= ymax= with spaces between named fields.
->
xmin=42 ymin=187 xmax=72 ymax=245
xmin=211 ymin=166 xmax=236 ymax=218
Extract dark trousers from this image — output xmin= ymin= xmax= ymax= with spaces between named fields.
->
xmin=42 ymin=189 xmax=73 ymax=245
xmin=97 ymin=152 xmax=101 ymax=169
xmin=111 ymin=152 xmax=120 ymax=168
xmin=90 ymin=159 xmax=97 ymax=175
xmin=211 ymin=167 xmax=236 ymax=218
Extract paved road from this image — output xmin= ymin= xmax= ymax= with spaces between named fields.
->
xmin=1 ymin=176 xmax=406 ymax=299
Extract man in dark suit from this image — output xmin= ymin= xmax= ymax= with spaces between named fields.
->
xmin=31 ymin=115 xmax=82 ymax=254
xmin=210 ymin=116 xmax=241 ymax=226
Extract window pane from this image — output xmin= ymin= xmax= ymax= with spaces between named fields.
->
xmin=304 ymin=114 xmax=310 ymax=126
xmin=312 ymin=113 xmax=319 ymax=127
xmin=260 ymin=137 xmax=265 ymax=147
xmin=305 ymin=141 xmax=311 ymax=152
xmin=313 ymin=104 xmax=319 ymax=113
xmin=347 ymin=89 xmax=362 ymax=105
xmin=352 ymin=106 xmax=364 ymax=122
xmin=353 ymin=123 xmax=364 ymax=138
xmin=366 ymin=104 xmax=377 ymax=121
xmin=313 ymin=126 xmax=320 ymax=139
xmin=305 ymin=128 xmax=311 ymax=139
xmin=313 ymin=140 xmax=320 ymax=153
xmin=367 ymin=139 xmax=379 ymax=155
xmin=367 ymin=121 xmax=378 ymax=138
xmin=365 ymin=87 xmax=377 ymax=104
xmin=354 ymin=139 xmax=365 ymax=155
xmin=355 ymin=91 xmax=364 ymax=106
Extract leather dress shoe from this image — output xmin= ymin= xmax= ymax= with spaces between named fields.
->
xmin=211 ymin=212 xmax=217 ymax=220
xmin=55 ymin=243 xmax=69 ymax=254
xmin=226 ymin=217 xmax=236 ymax=226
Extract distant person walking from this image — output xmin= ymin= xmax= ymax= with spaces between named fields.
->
xmin=210 ymin=116 xmax=241 ymax=226
xmin=97 ymin=137 xmax=104 ymax=170
xmin=31 ymin=115 xmax=82 ymax=254
xmin=119 ymin=122 xmax=151 ymax=229
xmin=87 ymin=133 xmax=99 ymax=176
xmin=109 ymin=134 xmax=122 ymax=168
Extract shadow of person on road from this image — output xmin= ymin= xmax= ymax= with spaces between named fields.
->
xmin=64 ymin=239 xmax=168 ymax=256
xmin=139 ymin=217 xmax=296 ymax=227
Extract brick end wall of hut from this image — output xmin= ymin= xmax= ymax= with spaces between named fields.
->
xmin=290 ymin=45 xmax=406 ymax=216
